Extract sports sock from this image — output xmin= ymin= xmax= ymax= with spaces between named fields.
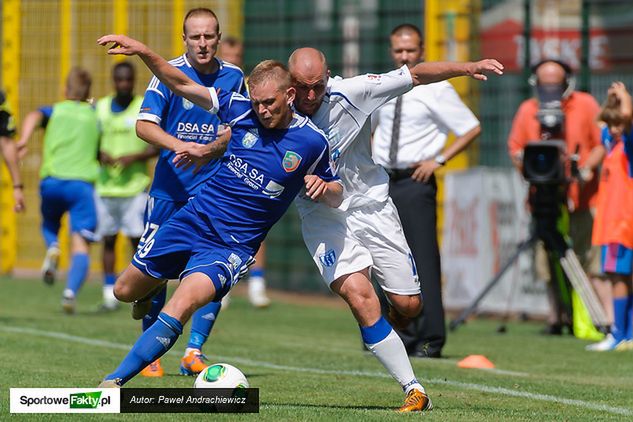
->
xmin=361 ymin=316 xmax=424 ymax=394
xmin=142 ymin=285 xmax=167 ymax=332
xmin=187 ymin=301 xmax=222 ymax=350
xmin=106 ymin=312 xmax=182 ymax=385
xmin=104 ymin=273 xmax=116 ymax=286
xmin=250 ymin=268 xmax=265 ymax=279
xmin=612 ymin=296 xmax=628 ymax=342
xmin=66 ymin=253 xmax=89 ymax=295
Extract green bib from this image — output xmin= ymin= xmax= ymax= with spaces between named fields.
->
xmin=40 ymin=101 xmax=100 ymax=182
xmin=96 ymin=95 xmax=150 ymax=197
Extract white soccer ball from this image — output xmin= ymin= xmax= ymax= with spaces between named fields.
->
xmin=194 ymin=363 xmax=249 ymax=389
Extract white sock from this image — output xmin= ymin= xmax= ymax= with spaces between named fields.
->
xmin=366 ymin=330 xmax=425 ymax=394
xmin=184 ymin=347 xmax=200 ymax=357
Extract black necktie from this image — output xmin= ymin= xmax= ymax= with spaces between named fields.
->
xmin=389 ymin=95 xmax=403 ymax=168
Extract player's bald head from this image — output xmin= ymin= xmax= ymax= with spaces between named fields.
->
xmin=288 ymin=48 xmax=328 ymax=82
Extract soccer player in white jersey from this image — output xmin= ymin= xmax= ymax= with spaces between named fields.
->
xmin=288 ymin=47 xmax=503 ymax=412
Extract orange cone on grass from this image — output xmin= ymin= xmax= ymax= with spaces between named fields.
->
xmin=457 ymin=354 xmax=495 ymax=369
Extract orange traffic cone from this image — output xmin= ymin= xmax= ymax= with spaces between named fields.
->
xmin=457 ymin=354 xmax=495 ymax=369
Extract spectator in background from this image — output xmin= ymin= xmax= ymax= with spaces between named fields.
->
xmin=17 ymin=67 xmax=100 ymax=314
xmin=95 ymin=62 xmax=157 ymax=311
xmin=218 ymin=34 xmax=271 ymax=308
xmin=372 ymin=24 xmax=481 ymax=358
xmin=586 ymin=82 xmax=633 ymax=351
xmin=507 ymin=59 xmax=606 ymax=334
xmin=218 ymin=35 xmax=244 ymax=68
xmin=0 ymin=90 xmax=25 ymax=213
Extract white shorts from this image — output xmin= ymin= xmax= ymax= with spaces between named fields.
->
xmin=301 ymin=198 xmax=420 ymax=295
xmin=96 ymin=192 xmax=148 ymax=238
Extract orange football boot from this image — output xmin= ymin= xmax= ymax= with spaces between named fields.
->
xmin=397 ymin=389 xmax=433 ymax=412
xmin=180 ymin=350 xmax=209 ymax=376
xmin=140 ymin=359 xmax=164 ymax=377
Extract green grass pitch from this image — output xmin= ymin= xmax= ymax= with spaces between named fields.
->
xmin=1 ymin=276 xmax=632 ymax=421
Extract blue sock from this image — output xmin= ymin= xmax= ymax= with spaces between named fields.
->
xmin=188 ymin=301 xmax=222 ymax=350
xmin=104 ymin=273 xmax=116 ymax=286
xmin=142 ymin=285 xmax=167 ymax=332
xmin=359 ymin=316 xmax=392 ymax=345
xmin=66 ymin=253 xmax=89 ymax=296
xmin=250 ymin=268 xmax=264 ymax=279
xmin=612 ymin=297 xmax=628 ymax=342
xmin=106 ymin=312 xmax=182 ymax=385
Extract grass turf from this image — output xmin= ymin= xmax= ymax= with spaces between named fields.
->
xmin=1 ymin=276 xmax=632 ymax=421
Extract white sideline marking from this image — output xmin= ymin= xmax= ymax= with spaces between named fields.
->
xmin=2 ymin=325 xmax=631 ymax=416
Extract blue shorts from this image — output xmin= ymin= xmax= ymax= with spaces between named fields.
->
xmin=143 ymin=196 xmax=189 ymax=227
xmin=132 ymin=202 xmax=254 ymax=300
xmin=601 ymin=243 xmax=633 ymax=275
xmin=40 ymin=177 xmax=97 ymax=241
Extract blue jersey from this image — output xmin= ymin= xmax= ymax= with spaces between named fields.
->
xmin=138 ymin=55 xmax=247 ymax=201
xmin=190 ymin=88 xmax=337 ymax=251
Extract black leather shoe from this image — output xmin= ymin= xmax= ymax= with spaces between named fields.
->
xmin=410 ymin=344 xmax=442 ymax=359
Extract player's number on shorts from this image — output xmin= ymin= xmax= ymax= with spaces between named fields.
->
xmin=137 ymin=223 xmax=159 ymax=258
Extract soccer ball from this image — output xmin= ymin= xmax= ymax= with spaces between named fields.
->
xmin=194 ymin=363 xmax=249 ymax=389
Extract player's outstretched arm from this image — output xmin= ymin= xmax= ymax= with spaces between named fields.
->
xmin=304 ymin=176 xmax=343 ymax=208
xmin=98 ymin=34 xmax=213 ymax=111
xmin=15 ymin=110 xmax=43 ymax=159
xmin=409 ymin=59 xmax=504 ymax=86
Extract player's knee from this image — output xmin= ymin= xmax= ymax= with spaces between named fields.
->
xmin=390 ymin=294 xmax=422 ymax=318
xmin=113 ymin=280 xmax=134 ymax=302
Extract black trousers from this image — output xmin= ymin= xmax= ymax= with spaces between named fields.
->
xmin=382 ymin=174 xmax=446 ymax=356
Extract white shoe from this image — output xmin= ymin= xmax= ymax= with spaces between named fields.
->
xmin=62 ymin=289 xmax=76 ymax=315
xmin=101 ymin=286 xmax=119 ymax=311
xmin=585 ymin=333 xmax=629 ymax=351
xmin=42 ymin=245 xmax=61 ymax=285
xmin=221 ymin=292 xmax=231 ymax=309
xmin=248 ymin=276 xmax=271 ymax=308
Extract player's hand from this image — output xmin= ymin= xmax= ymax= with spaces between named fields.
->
xmin=13 ymin=187 xmax=25 ymax=213
xmin=411 ymin=160 xmax=441 ymax=182
xmin=466 ymin=59 xmax=504 ymax=81
xmin=116 ymin=155 xmax=136 ymax=167
xmin=608 ymin=81 xmax=629 ymax=99
xmin=304 ymin=175 xmax=329 ymax=201
xmin=173 ymin=143 xmax=212 ymax=174
xmin=100 ymin=151 xmax=116 ymax=166
xmin=97 ymin=34 xmax=147 ymax=57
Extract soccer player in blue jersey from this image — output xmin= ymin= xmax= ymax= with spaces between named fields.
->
xmin=97 ymin=34 xmax=342 ymax=387
xmin=133 ymin=8 xmax=247 ymax=377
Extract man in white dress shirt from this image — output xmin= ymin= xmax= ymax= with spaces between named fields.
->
xmin=289 ymin=47 xmax=500 ymax=411
xmin=372 ymin=24 xmax=481 ymax=359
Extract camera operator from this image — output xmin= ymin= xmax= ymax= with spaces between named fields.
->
xmin=507 ymin=59 xmax=606 ymax=335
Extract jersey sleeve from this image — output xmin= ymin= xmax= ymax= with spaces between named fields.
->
xmin=138 ymin=76 xmax=172 ymax=125
xmin=307 ymin=141 xmax=339 ymax=182
xmin=429 ymin=82 xmax=480 ymax=136
xmin=38 ymin=106 xmax=53 ymax=128
xmin=338 ymin=65 xmax=413 ymax=116
xmin=209 ymin=88 xmax=252 ymax=125
xmin=0 ymin=110 xmax=15 ymax=137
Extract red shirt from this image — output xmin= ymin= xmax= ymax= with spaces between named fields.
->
xmin=507 ymin=91 xmax=602 ymax=211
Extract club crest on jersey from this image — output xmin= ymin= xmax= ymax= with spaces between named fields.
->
xmin=182 ymin=98 xmax=194 ymax=110
xmin=242 ymin=130 xmax=259 ymax=148
xmin=282 ymin=151 xmax=302 ymax=173
xmin=319 ymin=249 xmax=337 ymax=267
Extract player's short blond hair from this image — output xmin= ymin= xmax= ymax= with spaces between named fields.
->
xmin=183 ymin=7 xmax=220 ymax=35
xmin=247 ymin=60 xmax=291 ymax=92
xmin=66 ymin=67 xmax=92 ymax=101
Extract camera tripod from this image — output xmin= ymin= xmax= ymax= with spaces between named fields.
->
xmin=449 ymin=185 xmax=609 ymax=332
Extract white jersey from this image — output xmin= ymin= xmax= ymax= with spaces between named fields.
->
xmin=295 ymin=65 xmax=413 ymax=217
